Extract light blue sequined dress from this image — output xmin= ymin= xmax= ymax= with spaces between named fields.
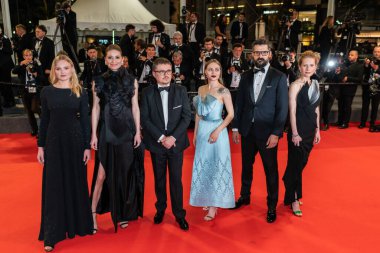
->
xmin=189 ymin=94 xmax=235 ymax=208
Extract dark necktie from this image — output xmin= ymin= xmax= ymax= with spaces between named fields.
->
xmin=253 ymin=67 xmax=265 ymax=74
xmin=158 ymin=86 xmax=170 ymax=92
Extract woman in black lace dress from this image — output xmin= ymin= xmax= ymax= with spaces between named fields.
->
xmin=37 ymin=54 xmax=93 ymax=252
xmin=90 ymin=44 xmax=143 ymax=232
xmin=283 ymin=51 xmax=321 ymax=217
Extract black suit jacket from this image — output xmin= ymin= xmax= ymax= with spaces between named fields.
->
xmin=230 ymin=21 xmax=248 ymax=44
xmin=172 ymin=63 xmax=193 ymax=89
xmin=119 ymin=34 xmax=136 ymax=67
xmin=287 ymin=20 xmax=302 ymax=49
xmin=141 ymin=84 xmax=191 ymax=154
xmin=232 ymin=67 xmax=288 ymax=140
xmin=336 ymin=61 xmax=364 ymax=95
xmin=148 ymin=33 xmax=171 ymax=59
xmin=223 ymin=54 xmax=250 ymax=88
xmin=187 ymin=22 xmax=206 ymax=45
xmin=14 ymin=33 xmax=34 ymax=63
xmin=33 ymin=37 xmax=55 ymax=74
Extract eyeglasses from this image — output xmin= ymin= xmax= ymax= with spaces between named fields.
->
xmin=252 ymin=51 xmax=270 ymax=56
xmin=154 ymin=70 xmax=172 ymax=76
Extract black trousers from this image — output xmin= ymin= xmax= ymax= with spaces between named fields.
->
xmin=0 ymin=66 xmax=15 ymax=107
xmin=339 ymin=86 xmax=357 ymax=125
xmin=22 ymin=91 xmax=39 ymax=133
xmin=240 ymin=124 xmax=279 ymax=210
xmin=150 ymin=151 xmax=186 ymax=219
xmin=360 ymin=85 xmax=380 ymax=125
xmin=322 ymin=85 xmax=340 ymax=125
xmin=283 ymin=136 xmax=314 ymax=205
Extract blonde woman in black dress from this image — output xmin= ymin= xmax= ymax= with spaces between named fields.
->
xmin=283 ymin=51 xmax=321 ymax=217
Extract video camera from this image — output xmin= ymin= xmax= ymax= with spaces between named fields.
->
xmin=55 ymin=3 xmax=66 ymax=24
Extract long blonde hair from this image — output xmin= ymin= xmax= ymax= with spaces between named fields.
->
xmin=49 ymin=54 xmax=82 ymax=97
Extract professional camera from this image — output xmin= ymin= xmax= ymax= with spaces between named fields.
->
xmin=281 ymin=54 xmax=291 ymax=62
xmin=202 ymin=49 xmax=212 ymax=62
xmin=369 ymin=74 xmax=380 ymax=97
xmin=181 ymin=6 xmax=187 ymax=16
xmin=55 ymin=3 xmax=66 ymax=24
xmin=174 ymin=68 xmax=182 ymax=85
xmin=26 ymin=79 xmax=37 ymax=93
xmin=232 ymin=59 xmax=242 ymax=72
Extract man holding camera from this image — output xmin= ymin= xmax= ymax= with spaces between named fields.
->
xmin=0 ymin=26 xmax=15 ymax=114
xmin=279 ymin=49 xmax=298 ymax=85
xmin=171 ymin=51 xmax=192 ymax=91
xmin=359 ymin=46 xmax=380 ymax=132
xmin=224 ymin=43 xmax=249 ymax=89
xmin=12 ymin=49 xmax=45 ymax=136
xmin=194 ymin=37 xmax=220 ymax=87
xmin=335 ymin=49 xmax=363 ymax=129
xmin=170 ymin=31 xmax=193 ymax=70
xmin=120 ymin=24 xmax=136 ymax=70
xmin=284 ymin=10 xmax=302 ymax=51
xmin=136 ymin=44 xmax=157 ymax=87
xmin=80 ymin=45 xmax=107 ymax=112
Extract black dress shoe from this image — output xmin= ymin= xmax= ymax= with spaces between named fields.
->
xmin=153 ymin=212 xmax=165 ymax=224
xmin=338 ymin=123 xmax=348 ymax=129
xmin=266 ymin=209 xmax=277 ymax=223
xmin=31 ymin=130 xmax=38 ymax=136
xmin=369 ymin=125 xmax=380 ymax=132
xmin=321 ymin=124 xmax=329 ymax=131
xmin=176 ymin=218 xmax=189 ymax=231
xmin=231 ymin=197 xmax=250 ymax=209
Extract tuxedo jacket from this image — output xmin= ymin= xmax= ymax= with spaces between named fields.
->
xmin=223 ymin=53 xmax=250 ymax=88
xmin=187 ymin=22 xmax=206 ymax=45
xmin=148 ymin=33 xmax=171 ymax=59
xmin=287 ymin=20 xmax=302 ymax=49
xmin=141 ymin=84 xmax=191 ymax=154
xmin=232 ymin=67 xmax=288 ymax=140
xmin=230 ymin=21 xmax=248 ymax=44
xmin=32 ymin=37 xmax=55 ymax=73
xmin=119 ymin=34 xmax=136 ymax=66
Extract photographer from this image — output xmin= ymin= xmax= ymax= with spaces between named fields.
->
xmin=223 ymin=43 xmax=249 ymax=89
xmin=359 ymin=46 xmax=380 ymax=132
xmin=279 ymin=49 xmax=298 ymax=85
xmin=335 ymin=49 xmax=363 ymax=129
xmin=284 ymin=10 xmax=302 ymax=51
xmin=80 ymin=45 xmax=107 ymax=112
xmin=337 ymin=22 xmax=360 ymax=56
xmin=170 ymin=31 xmax=193 ymax=70
xmin=230 ymin=12 xmax=248 ymax=46
xmin=136 ymin=43 xmax=157 ymax=86
xmin=0 ymin=25 xmax=16 ymax=114
xmin=171 ymin=51 xmax=193 ymax=91
xmin=194 ymin=37 xmax=221 ymax=87
xmin=12 ymin=49 xmax=45 ymax=136
xmin=62 ymin=2 xmax=78 ymax=56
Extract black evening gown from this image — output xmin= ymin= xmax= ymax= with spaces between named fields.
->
xmin=283 ymin=81 xmax=321 ymax=205
xmin=38 ymin=86 xmax=93 ymax=247
xmin=91 ymin=68 xmax=144 ymax=232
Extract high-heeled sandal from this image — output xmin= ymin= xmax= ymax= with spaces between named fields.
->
xmin=291 ymin=201 xmax=302 ymax=217
xmin=119 ymin=221 xmax=129 ymax=229
xmin=202 ymin=206 xmax=209 ymax=211
xmin=204 ymin=208 xmax=217 ymax=221
xmin=44 ymin=245 xmax=54 ymax=252
xmin=92 ymin=212 xmax=98 ymax=234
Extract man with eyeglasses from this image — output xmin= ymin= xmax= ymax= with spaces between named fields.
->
xmin=141 ymin=57 xmax=191 ymax=231
xmin=231 ymin=39 xmax=288 ymax=223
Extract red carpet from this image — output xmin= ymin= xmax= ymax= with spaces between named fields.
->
xmin=1 ymin=126 xmax=380 ymax=253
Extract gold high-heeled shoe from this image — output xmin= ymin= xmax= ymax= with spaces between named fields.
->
xmin=204 ymin=207 xmax=218 ymax=221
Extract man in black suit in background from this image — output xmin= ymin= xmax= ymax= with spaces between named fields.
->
xmin=32 ymin=25 xmax=55 ymax=83
xmin=284 ymin=10 xmax=302 ymax=51
xmin=119 ymin=24 xmax=136 ymax=71
xmin=141 ymin=58 xmax=191 ymax=231
xmin=230 ymin=12 xmax=248 ymax=46
xmin=231 ymin=39 xmax=288 ymax=223
xmin=187 ymin=12 xmax=206 ymax=58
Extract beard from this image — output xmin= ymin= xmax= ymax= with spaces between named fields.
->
xmin=254 ymin=58 xmax=269 ymax=68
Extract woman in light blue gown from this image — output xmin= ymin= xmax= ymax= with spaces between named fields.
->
xmin=190 ymin=59 xmax=235 ymax=221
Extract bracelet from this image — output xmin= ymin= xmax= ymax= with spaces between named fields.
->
xmin=292 ymin=134 xmax=299 ymax=138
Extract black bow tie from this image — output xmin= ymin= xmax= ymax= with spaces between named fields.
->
xmin=158 ymin=86 xmax=170 ymax=92
xmin=253 ymin=67 xmax=265 ymax=74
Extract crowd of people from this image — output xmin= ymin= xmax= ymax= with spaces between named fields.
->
xmin=1 ymin=3 xmax=380 ymax=252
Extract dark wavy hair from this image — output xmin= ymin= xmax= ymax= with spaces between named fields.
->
xmin=150 ymin=19 xmax=165 ymax=33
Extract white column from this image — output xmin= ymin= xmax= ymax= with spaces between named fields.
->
xmin=327 ymin=0 xmax=335 ymax=17
xmin=1 ymin=0 xmax=12 ymax=37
